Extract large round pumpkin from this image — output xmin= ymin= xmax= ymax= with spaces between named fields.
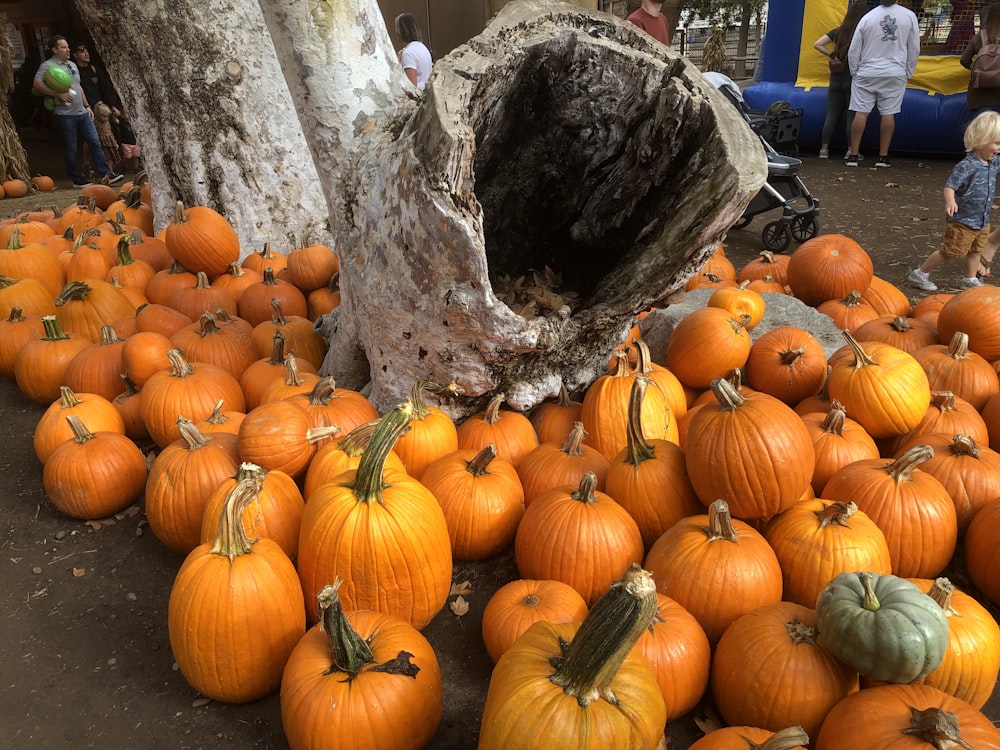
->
xmin=163 ymin=201 xmax=240 ymax=277
xmin=786 ymin=233 xmax=873 ymax=306
xmin=935 ymin=284 xmax=1000 ymax=361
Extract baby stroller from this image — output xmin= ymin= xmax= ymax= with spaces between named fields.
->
xmin=704 ymin=73 xmax=820 ymax=253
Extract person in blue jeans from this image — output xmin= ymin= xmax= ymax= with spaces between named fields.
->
xmin=813 ymin=2 xmax=869 ymax=159
xmin=33 ymin=35 xmax=122 ymax=189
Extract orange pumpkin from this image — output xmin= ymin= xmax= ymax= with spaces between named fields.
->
xmin=852 ymin=315 xmax=938 ymax=354
xmin=392 ymin=380 xmax=460 ymax=480
xmin=457 ymin=392 xmax=539 ymax=469
xmin=738 ymin=249 xmax=791 ymax=288
xmin=480 ymin=579 xmax=588 ymax=664
xmin=708 ymin=281 xmax=766 ymax=329
xmin=786 ymin=233 xmax=874 ymax=306
xmin=164 ymin=201 xmax=240 ymax=277
xmin=860 ymin=274 xmax=912 ymax=317
xmin=711 ymin=601 xmax=859 ymax=739
xmin=744 ymin=325 xmax=828 ymax=406
xmin=664 ymin=306 xmax=753 ymax=390
xmin=965 ymin=497 xmax=1000 ymax=605
xmin=815 ymin=290 xmax=880 ymax=333
xmin=913 ymin=331 xmax=999 ymax=411
xmin=517 ymin=421 xmax=609 ymax=505
xmin=935 ymin=285 xmax=1000 ymax=361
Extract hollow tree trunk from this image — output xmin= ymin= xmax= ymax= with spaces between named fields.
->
xmin=74 ymin=0 xmax=335 ymax=254
xmin=74 ymin=0 xmax=765 ymax=418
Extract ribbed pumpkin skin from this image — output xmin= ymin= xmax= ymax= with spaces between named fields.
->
xmin=420 ymin=447 xmax=525 ymax=560
xmin=711 ymin=602 xmax=859 ymax=739
xmin=581 ymin=360 xmax=678 ymax=461
xmin=800 ymin=404 xmax=880 ymax=494
xmin=517 ymin=427 xmax=610 ymax=506
xmin=853 ymin=315 xmax=939 ymax=354
xmin=514 ymin=477 xmax=643 ymax=606
xmin=744 ymin=325 xmax=828 ymax=406
xmin=664 ymin=307 xmax=752 ymax=390
xmin=738 ymin=250 xmax=791 ymax=287
xmin=297 ymin=472 xmax=453 ymax=628
xmin=814 ymin=684 xmax=1000 ymax=749
xmin=936 ymin=285 xmax=1000 ymax=361
xmin=170 ymin=314 xmax=258 ymax=381
xmin=605 ymin=437 xmax=703 ymax=551
xmin=168 ymin=537 xmax=305 ymax=703
xmin=644 ymin=502 xmax=783 ymax=643
xmin=481 ymin=579 xmax=589 ymax=664
xmin=145 ymin=429 xmax=241 ymax=554
xmin=43 ymin=426 xmax=147 ymax=519
xmin=764 ymin=498 xmax=891 ymax=609
xmin=0 ymin=276 xmax=55 ymax=319
xmin=141 ymin=354 xmax=246 ymax=448
xmin=860 ymin=275 xmax=912 ymax=318
xmin=237 ymin=401 xmax=318 ymax=478
xmin=0 ymin=309 xmax=45 ymax=379
xmin=913 ymin=333 xmax=999 ymax=412
xmin=34 ymin=388 xmax=125 ymax=464
xmin=684 ymin=382 xmax=815 ymax=520
xmin=62 ymin=328 xmax=126 ymax=402
xmin=14 ymin=324 xmax=91 ymax=405
xmin=886 ymin=391 xmax=989 ymax=459
xmin=905 ymin=578 xmax=1000 ymax=709
xmin=689 ymin=727 xmax=807 ymax=750
xmin=164 ymin=204 xmax=240 ymax=277
xmin=785 ymin=233 xmax=874 ymax=306
xmin=302 ymin=435 xmax=406 ymax=501
xmin=636 ymin=593 xmax=711 ymax=724
xmin=456 ymin=397 xmax=539 ymax=469
xmin=280 ymin=609 xmax=442 ymax=750
xmin=827 ymin=336 xmax=931 ymax=439
xmin=965 ymin=497 xmax=1000 ymax=605
xmin=54 ymin=280 xmax=136 ymax=343
xmin=478 ymin=620 xmax=665 ymax=750
xmin=199 ymin=469 xmax=304 ymax=560
xmin=530 ymin=393 xmax=583 ymax=445
xmin=821 ymin=449 xmax=958 ymax=579
xmin=393 ymin=404 xmax=458 ymax=480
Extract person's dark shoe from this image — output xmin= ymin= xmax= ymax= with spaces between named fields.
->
xmin=875 ymin=155 xmax=892 ymax=168
xmin=845 ymin=154 xmax=860 ymax=167
xmin=103 ymin=172 xmax=124 ymax=185
xmin=72 ymin=181 xmax=93 ymax=189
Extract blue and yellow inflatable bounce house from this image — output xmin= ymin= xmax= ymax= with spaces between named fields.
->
xmin=742 ymin=0 xmax=976 ymax=156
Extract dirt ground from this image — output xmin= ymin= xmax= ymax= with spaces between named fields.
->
xmin=1 ymin=128 xmax=998 ymax=749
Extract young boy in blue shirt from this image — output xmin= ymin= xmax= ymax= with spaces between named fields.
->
xmin=908 ymin=111 xmax=1000 ymax=291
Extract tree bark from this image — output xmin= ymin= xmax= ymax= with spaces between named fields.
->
xmin=74 ymin=0 xmax=335 ymax=254
xmin=73 ymin=0 xmax=765 ymax=418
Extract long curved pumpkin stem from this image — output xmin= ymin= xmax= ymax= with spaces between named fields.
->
xmin=352 ymin=402 xmax=415 ymax=505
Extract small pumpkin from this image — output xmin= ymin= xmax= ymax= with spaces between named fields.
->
xmin=815 ymin=571 xmax=948 ymax=684
xmin=456 ymin=392 xmax=539 ymax=469
xmin=392 ymin=380 xmax=460 ymax=480
xmin=164 ymin=201 xmax=240 ymax=277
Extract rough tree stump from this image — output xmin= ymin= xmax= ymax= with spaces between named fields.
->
xmin=321 ymin=1 xmax=766 ymax=418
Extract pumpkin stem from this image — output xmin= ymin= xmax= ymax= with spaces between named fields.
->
xmin=815 ymin=500 xmax=857 ymax=529
xmin=58 ymin=385 xmax=84 ymax=409
xmin=466 ymin=443 xmax=498 ymax=476
xmin=570 ymin=472 xmax=600 ymax=504
xmin=280 ymin=352 xmax=307 ymax=386
xmin=705 ymin=499 xmax=740 ymax=543
xmin=306 ymin=424 xmax=342 ymax=444
xmin=946 ymin=331 xmax=971 ymax=360
xmin=753 ymin=727 xmax=811 ymax=750
xmin=351 ymin=402 xmax=415 ymax=504
xmin=176 ymin=416 xmax=213 ymax=450
xmin=478 ymin=393 xmax=508 ymax=425
xmin=708 ymin=376 xmax=746 ymax=412
xmin=521 ymin=593 xmax=541 ymax=608
xmin=54 ymin=280 xmax=95 ymax=306
xmin=207 ymin=468 xmax=264 ymax=561
xmin=65 ymin=415 xmax=96 ymax=444
xmin=173 ymin=200 xmax=187 ymax=225
xmin=266 ymin=329 xmax=288 ymax=365
xmin=115 ymin=236 xmax=138 ymax=265
xmin=784 ymin=615 xmax=819 ymax=646
xmin=840 ymin=329 xmax=880 ymax=369
xmin=269 ymin=298 xmax=288 ymax=326
xmin=203 ymin=400 xmax=233 ymax=427
xmin=40 ymin=314 xmax=72 ymax=341
xmin=884 ymin=445 xmax=934 ymax=486
xmin=165 ymin=348 xmax=195 ymax=378
xmin=900 ymin=707 xmax=975 ymax=750
xmin=5 ymin=226 xmax=22 ymax=249
xmin=408 ymin=380 xmax=462 ymax=420
xmin=820 ymin=401 xmax=848 ymax=435
xmin=623 ymin=375 xmax=656 ymax=466
xmin=890 ymin=316 xmax=912 ymax=332
xmin=306 ymin=376 xmax=338 ymax=405
xmin=779 ymin=347 xmax=806 ymax=367
xmin=926 ymin=577 xmax=958 ymax=617
xmin=949 ymin=434 xmax=979 ymax=459
xmin=6 ymin=306 xmax=25 ymax=323
xmin=559 ymin=422 xmax=588 ymax=458
xmin=610 ymin=349 xmax=631 ymax=378
xmin=336 ymin=420 xmax=380 ymax=457
xmin=549 ymin=564 xmax=658 ymax=706
xmin=858 ymin=571 xmax=881 ymax=612
xmin=930 ymin=391 xmax=957 ymax=414
xmin=317 ymin=579 xmax=374 ymax=675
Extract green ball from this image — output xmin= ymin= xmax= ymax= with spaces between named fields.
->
xmin=43 ymin=66 xmax=73 ymax=93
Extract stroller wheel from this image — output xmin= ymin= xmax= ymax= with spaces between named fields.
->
xmin=732 ymin=216 xmax=752 ymax=230
xmin=791 ymin=215 xmax=819 ymax=243
xmin=762 ymin=221 xmax=791 ymax=252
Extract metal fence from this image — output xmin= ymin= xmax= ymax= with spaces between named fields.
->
xmin=675 ymin=23 xmax=764 ymax=80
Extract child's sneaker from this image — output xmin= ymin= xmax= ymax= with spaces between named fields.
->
xmin=960 ymin=276 xmax=985 ymax=288
xmin=907 ymin=269 xmax=937 ymax=291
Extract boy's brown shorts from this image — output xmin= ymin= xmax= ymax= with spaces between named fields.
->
xmin=939 ymin=221 xmax=990 ymax=259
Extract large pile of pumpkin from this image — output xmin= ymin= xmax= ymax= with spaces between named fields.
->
xmin=2 ymin=189 xmax=1000 ymax=749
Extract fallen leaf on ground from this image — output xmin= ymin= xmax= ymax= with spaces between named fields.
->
xmin=72 ymin=568 xmax=86 ymax=577
xmin=449 ymin=596 xmax=470 ymax=617
xmin=450 ymin=580 xmax=473 ymax=596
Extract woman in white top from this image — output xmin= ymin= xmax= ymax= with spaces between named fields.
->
xmin=395 ymin=13 xmax=433 ymax=90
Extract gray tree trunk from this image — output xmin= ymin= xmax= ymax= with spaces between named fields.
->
xmin=73 ymin=0 xmax=765 ymax=419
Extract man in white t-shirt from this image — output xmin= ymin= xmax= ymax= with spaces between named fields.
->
xmin=844 ymin=0 xmax=920 ymax=168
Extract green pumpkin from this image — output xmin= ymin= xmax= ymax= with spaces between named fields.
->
xmin=815 ymin=571 xmax=948 ymax=684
